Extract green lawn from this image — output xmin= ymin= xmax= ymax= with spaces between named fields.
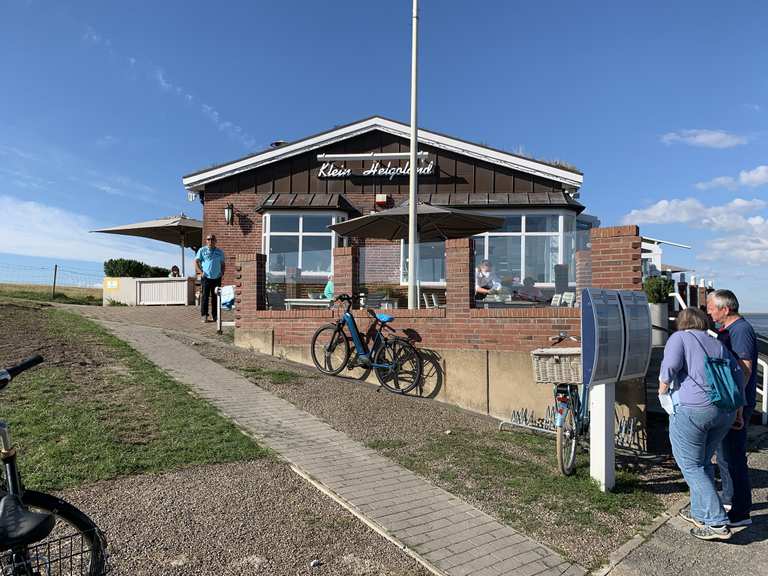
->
xmin=2 ymin=309 xmax=267 ymax=491
xmin=0 ymin=283 xmax=102 ymax=306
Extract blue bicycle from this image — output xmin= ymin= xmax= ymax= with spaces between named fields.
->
xmin=551 ymin=332 xmax=587 ymax=476
xmin=310 ymin=294 xmax=422 ymax=394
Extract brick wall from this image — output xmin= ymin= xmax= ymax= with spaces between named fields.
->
xmin=589 ymin=225 xmax=642 ymax=290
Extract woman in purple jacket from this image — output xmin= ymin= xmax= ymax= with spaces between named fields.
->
xmin=659 ymin=307 xmax=744 ymax=541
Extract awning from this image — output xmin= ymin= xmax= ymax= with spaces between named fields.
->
xmin=256 ymin=193 xmax=359 ymax=214
xmin=416 ymin=191 xmax=584 ymax=212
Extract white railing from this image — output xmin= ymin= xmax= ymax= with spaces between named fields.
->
xmin=758 ymin=357 xmax=768 ymax=426
xmin=215 ymin=286 xmax=236 ymax=334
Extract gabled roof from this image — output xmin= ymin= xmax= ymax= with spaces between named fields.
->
xmin=182 ymin=116 xmax=584 ymax=191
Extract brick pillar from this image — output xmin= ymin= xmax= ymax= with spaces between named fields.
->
xmin=445 ymin=238 xmax=472 ymax=313
xmin=575 ymin=249 xmax=592 ymax=306
xmin=235 ymin=253 xmax=266 ymax=328
xmin=589 ymin=225 xmax=642 ymax=290
xmin=333 ymin=246 xmax=358 ymax=299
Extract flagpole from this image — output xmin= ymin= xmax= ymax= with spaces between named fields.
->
xmin=407 ymin=0 xmax=419 ymax=309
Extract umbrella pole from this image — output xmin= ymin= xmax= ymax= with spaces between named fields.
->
xmin=180 ymin=235 xmax=186 ymax=276
xmin=407 ymin=0 xmax=419 ymax=309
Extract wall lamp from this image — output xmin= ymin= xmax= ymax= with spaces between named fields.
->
xmin=224 ymin=203 xmax=235 ymax=226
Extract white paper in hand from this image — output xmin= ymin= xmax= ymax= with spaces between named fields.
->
xmin=658 ymin=393 xmax=675 ymax=416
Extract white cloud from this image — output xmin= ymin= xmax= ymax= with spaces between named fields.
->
xmin=695 ymin=164 xmax=768 ymax=190
xmin=623 ymin=197 xmax=768 ymax=268
xmin=660 ymin=129 xmax=746 ymax=149
xmin=95 ymin=135 xmax=118 ymax=148
xmin=738 ymin=165 xmax=768 ymax=187
xmin=0 ymin=195 xmax=181 ymax=267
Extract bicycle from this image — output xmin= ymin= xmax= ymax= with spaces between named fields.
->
xmin=1 ymin=355 xmax=109 ymax=576
xmin=550 ymin=332 xmax=589 ymax=476
xmin=310 ymin=294 xmax=423 ymax=394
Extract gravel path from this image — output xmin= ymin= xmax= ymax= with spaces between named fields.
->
xmin=62 ymin=460 xmax=430 ymax=576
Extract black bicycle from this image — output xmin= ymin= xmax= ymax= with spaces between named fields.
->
xmin=310 ymin=294 xmax=423 ymax=394
xmin=1 ymin=356 xmax=109 ymax=576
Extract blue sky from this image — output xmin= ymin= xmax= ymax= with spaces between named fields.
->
xmin=1 ymin=1 xmax=767 ymax=309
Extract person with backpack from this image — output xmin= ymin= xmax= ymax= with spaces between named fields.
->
xmin=658 ymin=307 xmax=745 ymax=541
xmin=707 ymin=289 xmax=758 ymax=528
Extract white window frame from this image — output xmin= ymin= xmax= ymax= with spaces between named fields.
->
xmin=262 ymin=211 xmax=345 ymax=278
xmin=397 ymin=209 xmax=574 ymax=288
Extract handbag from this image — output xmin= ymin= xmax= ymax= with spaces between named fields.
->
xmin=685 ymin=332 xmax=744 ymax=411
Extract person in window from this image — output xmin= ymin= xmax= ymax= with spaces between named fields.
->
xmin=517 ymin=276 xmax=544 ymax=301
xmin=475 ymin=259 xmax=501 ymax=300
xmin=168 ymin=265 xmax=182 ymax=278
xmin=323 ymin=273 xmax=334 ymax=300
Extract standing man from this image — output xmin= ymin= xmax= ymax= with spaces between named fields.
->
xmin=195 ymin=234 xmax=225 ymax=323
xmin=707 ymin=289 xmax=758 ymax=527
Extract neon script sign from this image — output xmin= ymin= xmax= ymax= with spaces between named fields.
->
xmin=318 ymin=160 xmax=435 ymax=181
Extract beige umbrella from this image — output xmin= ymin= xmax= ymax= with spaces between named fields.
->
xmin=92 ymin=214 xmax=202 ymax=275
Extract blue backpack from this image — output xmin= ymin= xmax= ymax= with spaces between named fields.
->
xmin=686 ymin=332 xmax=744 ymax=411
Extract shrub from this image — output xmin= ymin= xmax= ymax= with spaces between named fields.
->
xmin=104 ymin=259 xmax=170 ymax=278
xmin=643 ymin=275 xmax=675 ymax=304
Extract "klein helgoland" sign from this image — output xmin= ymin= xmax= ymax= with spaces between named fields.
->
xmin=317 ymin=160 xmax=435 ymax=181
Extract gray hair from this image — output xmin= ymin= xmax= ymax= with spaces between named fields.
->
xmin=709 ymin=289 xmax=740 ymax=314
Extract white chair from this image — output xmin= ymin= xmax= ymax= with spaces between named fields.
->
xmin=551 ymin=294 xmax=562 ymax=307
xmin=561 ymin=292 xmax=575 ymax=307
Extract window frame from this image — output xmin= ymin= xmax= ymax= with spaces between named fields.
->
xmin=261 ymin=211 xmax=345 ymax=278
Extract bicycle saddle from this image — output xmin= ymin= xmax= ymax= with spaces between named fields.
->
xmin=0 ymin=494 xmax=55 ymax=549
xmin=376 ymin=313 xmax=394 ymax=324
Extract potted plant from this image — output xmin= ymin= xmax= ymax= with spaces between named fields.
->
xmin=643 ymin=276 xmax=674 ymax=346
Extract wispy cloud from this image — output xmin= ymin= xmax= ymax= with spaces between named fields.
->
xmin=0 ymin=195 xmax=181 ymax=266
xmin=623 ymin=197 xmax=768 ymax=267
xmin=81 ymin=25 xmax=113 ymax=54
xmin=695 ymin=164 xmax=768 ymax=190
xmin=660 ymin=129 xmax=747 ymax=149
xmin=95 ymin=135 xmax=119 ymax=148
xmin=745 ymin=103 xmax=762 ymax=112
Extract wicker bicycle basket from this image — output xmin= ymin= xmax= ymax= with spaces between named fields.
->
xmin=530 ymin=347 xmax=582 ymax=385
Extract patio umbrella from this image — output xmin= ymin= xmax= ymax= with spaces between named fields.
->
xmin=328 ymin=202 xmax=504 ymax=242
xmin=92 ymin=214 xmax=202 ymax=275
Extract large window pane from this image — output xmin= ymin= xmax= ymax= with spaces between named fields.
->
xmin=270 ymin=214 xmax=300 ymax=232
xmin=302 ymin=236 xmax=333 ymax=274
xmin=501 ymin=216 xmax=522 ymax=232
xmin=526 ymin=215 xmax=559 ymax=233
xmin=303 ymin=215 xmax=333 ymax=233
xmin=403 ymin=241 xmax=446 ymax=283
xmin=488 ymin=236 xmax=521 ymax=285
xmin=269 ymin=236 xmax=299 ymax=271
xmin=473 ymin=236 xmax=486 ymax=270
xmin=525 ymin=236 xmax=559 ymax=283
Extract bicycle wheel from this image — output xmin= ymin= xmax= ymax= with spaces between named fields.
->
xmin=310 ymin=324 xmax=350 ymax=375
xmin=1 ymin=490 xmax=108 ymax=575
xmin=556 ymin=390 xmax=579 ymax=476
xmin=373 ymin=337 xmax=422 ymax=394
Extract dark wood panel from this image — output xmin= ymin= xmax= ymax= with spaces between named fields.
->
xmin=514 ymin=173 xmax=533 ymax=195
xmin=256 ymin=164 xmax=274 ymax=194
xmin=291 ymin=155 xmax=310 ymax=194
xmin=475 ymin=162 xmax=493 ymax=193
xmin=273 ymin=161 xmax=291 ymax=193
xmin=379 ymin=132 xmax=400 ymax=196
xmin=237 ymin=172 xmax=255 ymax=194
xmin=436 ymin=151 xmax=456 ymax=194
xmin=455 ymin=157 xmax=474 ymax=193
xmin=533 ymin=176 xmax=554 ymax=195
xmin=494 ymin=166 xmax=514 ymax=193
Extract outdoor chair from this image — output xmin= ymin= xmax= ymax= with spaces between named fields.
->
xmin=266 ymin=290 xmax=286 ymax=310
xmin=551 ymin=294 xmax=563 ymax=307
xmin=561 ymin=292 xmax=575 ymax=307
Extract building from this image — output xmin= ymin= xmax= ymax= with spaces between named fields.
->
xmin=183 ymin=116 xmax=597 ymax=304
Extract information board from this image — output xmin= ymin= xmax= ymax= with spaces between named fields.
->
xmin=581 ymin=289 xmax=625 ymax=386
xmin=618 ymin=291 xmax=652 ymax=381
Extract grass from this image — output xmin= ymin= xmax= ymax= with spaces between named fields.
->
xmin=371 ymin=427 xmax=663 ymax=563
xmin=2 ymin=309 xmax=267 ymax=492
xmin=0 ymin=283 xmax=102 ymax=306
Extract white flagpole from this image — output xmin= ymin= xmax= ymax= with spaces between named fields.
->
xmin=407 ymin=0 xmax=419 ymax=309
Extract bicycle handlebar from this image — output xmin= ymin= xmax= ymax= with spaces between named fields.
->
xmin=0 ymin=355 xmax=44 ymax=389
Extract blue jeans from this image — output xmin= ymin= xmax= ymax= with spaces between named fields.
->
xmin=669 ymin=405 xmax=735 ymax=526
xmin=718 ymin=405 xmax=753 ymax=520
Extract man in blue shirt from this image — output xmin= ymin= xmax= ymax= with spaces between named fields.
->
xmin=195 ymin=234 xmax=226 ymax=322
xmin=708 ymin=289 xmax=758 ymax=527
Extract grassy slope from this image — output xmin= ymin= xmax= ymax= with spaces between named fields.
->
xmin=2 ymin=309 xmax=266 ymax=492
xmin=0 ymin=283 xmax=102 ymax=306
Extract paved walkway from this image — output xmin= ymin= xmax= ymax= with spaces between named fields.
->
xmin=100 ymin=320 xmax=581 ymax=576
xmin=608 ymin=436 xmax=768 ymax=576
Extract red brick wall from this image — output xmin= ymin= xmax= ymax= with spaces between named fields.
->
xmin=589 ymin=225 xmax=642 ymax=291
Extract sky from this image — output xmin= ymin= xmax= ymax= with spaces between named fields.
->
xmin=1 ymin=1 xmax=767 ymax=309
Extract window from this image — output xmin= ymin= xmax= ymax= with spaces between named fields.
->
xmin=472 ymin=211 xmax=566 ymax=287
xmin=262 ymin=212 xmax=343 ymax=276
xmin=401 ymin=240 xmax=446 ymax=284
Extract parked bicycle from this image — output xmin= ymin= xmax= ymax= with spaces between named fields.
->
xmin=310 ymin=294 xmax=423 ymax=394
xmin=550 ymin=332 xmax=588 ymax=476
xmin=1 ymin=355 xmax=109 ymax=576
